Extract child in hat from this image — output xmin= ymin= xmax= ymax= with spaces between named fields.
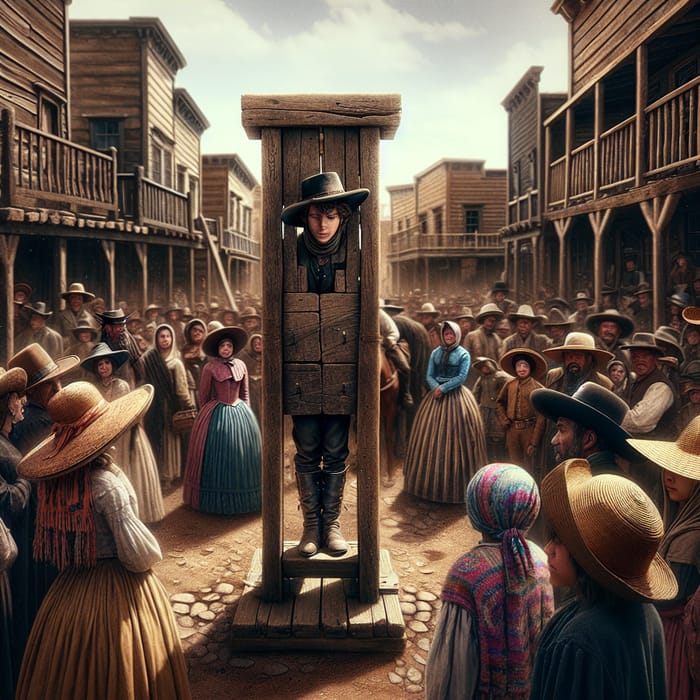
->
xmin=531 ymin=458 xmax=677 ymax=699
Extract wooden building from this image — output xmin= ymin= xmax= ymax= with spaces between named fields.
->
xmin=201 ymin=154 xmax=261 ymax=300
xmin=538 ymin=0 xmax=700 ymax=326
xmin=385 ymin=159 xmax=506 ymax=298
xmin=501 ymin=67 xmax=566 ymax=303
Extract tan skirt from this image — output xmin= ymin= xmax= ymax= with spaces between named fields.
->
xmin=403 ymin=385 xmax=487 ymax=503
xmin=16 ymin=559 xmax=191 ymax=700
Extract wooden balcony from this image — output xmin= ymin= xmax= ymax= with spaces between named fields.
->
xmin=201 ymin=216 xmax=260 ymax=260
xmin=0 ymin=106 xmax=118 ymax=217
xmin=118 ymin=166 xmax=198 ymax=240
xmin=386 ymin=228 xmax=503 ymax=262
xmin=546 ymin=76 xmax=700 ymax=211
xmin=506 ymin=190 xmax=540 ymax=230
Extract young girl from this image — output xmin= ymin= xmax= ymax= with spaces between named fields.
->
xmin=425 ymin=463 xmax=553 ymax=699
xmin=403 ymin=320 xmax=487 ymax=503
xmin=82 ymin=343 xmax=164 ymax=524
xmin=182 ymin=326 xmax=261 ymax=514
xmin=606 ymin=358 xmax=631 ymax=403
xmin=629 ymin=417 xmax=700 ymax=699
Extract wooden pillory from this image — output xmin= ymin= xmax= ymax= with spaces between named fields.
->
xmin=232 ymin=94 xmax=404 ymax=651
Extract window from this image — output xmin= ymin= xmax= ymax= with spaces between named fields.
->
xmin=432 ymin=207 xmax=443 ymax=234
xmin=34 ymin=84 xmax=65 ymax=136
xmin=189 ymin=176 xmax=199 ymax=217
xmin=176 ymin=166 xmax=187 ymax=194
xmin=89 ymin=118 xmax=123 ymax=153
xmin=464 ymin=207 xmax=480 ymax=233
xmin=419 ymin=214 xmax=428 ymax=234
xmin=151 ymin=141 xmax=173 ymax=188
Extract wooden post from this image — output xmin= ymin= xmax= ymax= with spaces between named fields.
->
xmin=0 ymin=235 xmax=19 ymax=363
xmin=554 ymin=217 xmax=571 ymax=297
xmin=0 ymin=108 xmax=16 ymax=208
xmin=242 ymin=94 xmax=400 ymax=605
xmin=57 ymin=240 xmax=67 ymax=313
xmin=135 ymin=243 xmax=148 ymax=310
xmin=635 ymin=45 xmax=648 ymax=188
xmin=101 ymin=240 xmax=116 ymax=309
xmin=588 ymin=209 xmax=612 ymax=309
xmin=110 ymin=147 xmax=119 ymax=219
xmin=134 ymin=165 xmax=144 ymax=225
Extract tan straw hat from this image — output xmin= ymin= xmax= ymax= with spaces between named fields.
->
xmin=499 ymin=347 xmax=547 ymax=381
xmin=8 ymin=344 xmax=80 ymax=389
xmin=18 ymin=381 xmax=154 ymax=481
xmin=542 ymin=331 xmax=613 ymax=371
xmin=0 ymin=366 xmax=27 ymax=397
xmin=627 ymin=415 xmax=700 ymax=481
xmin=541 ymin=458 xmax=678 ymax=602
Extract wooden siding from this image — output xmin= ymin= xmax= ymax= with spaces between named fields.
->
xmin=0 ymin=0 xmax=67 ymax=129
xmin=145 ymin=42 xmax=176 ymax=180
xmin=388 ymin=187 xmax=414 ymax=231
xmin=445 ymin=168 xmax=506 ymax=234
xmin=69 ymin=29 xmax=143 ymax=171
xmin=569 ymin=0 xmax=691 ymax=94
xmin=174 ymin=114 xmax=201 ymax=183
xmin=201 ymin=164 xmax=228 ymax=224
xmin=415 ymin=166 xmax=447 ymax=219
xmin=508 ymin=90 xmax=539 ymax=196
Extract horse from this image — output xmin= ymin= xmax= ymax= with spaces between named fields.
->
xmin=379 ymin=348 xmax=401 ymax=487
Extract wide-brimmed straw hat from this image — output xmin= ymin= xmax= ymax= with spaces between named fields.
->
xmin=570 ymin=290 xmax=593 ymax=305
xmin=18 ymin=381 xmax=154 ymax=481
xmin=586 ymin=309 xmax=635 ymax=338
xmin=628 ymin=415 xmax=700 ymax=481
xmin=476 ymin=302 xmax=505 ymax=323
xmin=0 ymin=366 xmax=27 ymax=397
xmin=683 ymin=306 xmax=700 ymax=326
xmin=499 ymin=347 xmax=547 ymax=380
xmin=80 ymin=342 xmax=129 ymax=375
xmin=239 ymin=306 xmax=260 ymax=321
xmin=418 ymin=302 xmax=440 ymax=317
xmin=60 ymin=282 xmax=95 ymax=302
xmin=541 ymin=458 xmax=678 ymax=602
xmin=531 ymin=381 xmax=640 ymax=461
xmin=201 ymin=325 xmax=248 ymax=357
xmin=8 ymin=344 xmax=80 ymax=390
xmin=543 ymin=331 xmax=613 ymax=370
xmin=281 ymin=172 xmax=370 ymax=227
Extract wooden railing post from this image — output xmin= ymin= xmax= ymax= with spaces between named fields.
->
xmin=187 ymin=189 xmax=195 ymax=235
xmin=134 ymin=165 xmax=144 ymax=225
xmin=109 ymin=147 xmax=118 ymax=219
xmin=1 ymin=108 xmax=16 ymax=207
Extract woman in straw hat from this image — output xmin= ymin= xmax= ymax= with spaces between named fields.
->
xmin=183 ymin=326 xmax=261 ymax=515
xmin=425 ymin=463 xmax=553 ymax=699
xmin=81 ymin=343 xmax=164 ymax=524
xmin=0 ymin=366 xmax=31 ymax=697
xmin=403 ymin=321 xmax=487 ymax=503
xmin=141 ymin=323 xmax=195 ymax=487
xmin=628 ymin=417 xmax=700 ymax=699
xmin=15 ymin=382 xmax=190 ymax=699
xmin=531 ymin=458 xmax=678 ymax=699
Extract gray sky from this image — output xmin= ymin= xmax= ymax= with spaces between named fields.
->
xmin=70 ymin=0 xmax=568 ymax=204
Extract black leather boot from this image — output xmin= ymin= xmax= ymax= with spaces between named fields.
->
xmin=321 ymin=469 xmax=348 ymax=555
xmin=296 ymin=471 xmax=322 ymax=557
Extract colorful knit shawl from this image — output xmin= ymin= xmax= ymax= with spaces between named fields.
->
xmin=441 ymin=463 xmax=554 ymax=698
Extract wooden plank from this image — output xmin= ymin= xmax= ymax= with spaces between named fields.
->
xmin=282 ymin=128 xmax=302 ymax=293
xmin=344 ymin=128 xmax=361 ymax=293
xmin=382 ymin=592 xmax=406 ymax=639
xmin=283 ymin=363 xmax=321 ymax=415
xmin=283 ymin=311 xmax=321 ymax=362
xmin=379 ymin=548 xmax=399 ymax=592
xmin=282 ymin=542 xmax=359 ymax=579
xmin=242 ymin=94 xmax=402 ymax=140
xmin=321 ymin=578 xmax=348 ymax=638
xmin=260 ymin=127 xmax=285 ymax=602
xmin=229 ymin=635 xmax=404 ymax=653
xmin=266 ymin=598 xmax=294 ymax=638
xmin=231 ymin=588 xmax=262 ymax=638
xmin=343 ymin=579 xmax=374 ymax=639
xmin=292 ymin=577 xmax=322 ymax=638
xmin=320 ymin=293 xmax=359 ymax=363
xmin=322 ymin=364 xmax=357 ymax=415
xmin=285 ymin=292 xmax=318 ymax=313
xmin=369 ymin=595 xmax=388 ymax=638
xmin=356 ymin=127 xmax=381 ymax=603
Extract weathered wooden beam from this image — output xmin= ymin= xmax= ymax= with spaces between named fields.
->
xmin=241 ymin=94 xmax=401 ymax=140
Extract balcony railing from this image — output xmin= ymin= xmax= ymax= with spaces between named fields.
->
xmin=0 ymin=106 xmax=118 ymax=216
xmin=506 ymin=190 xmax=539 ymax=227
xmin=220 ymin=228 xmax=260 ymax=259
xmin=546 ymin=75 xmax=700 ymax=210
xmin=387 ymin=228 xmax=502 ymax=258
xmin=118 ymin=166 xmax=197 ymax=238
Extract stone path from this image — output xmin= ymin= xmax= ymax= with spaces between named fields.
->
xmin=163 ymin=490 xmax=461 ymax=696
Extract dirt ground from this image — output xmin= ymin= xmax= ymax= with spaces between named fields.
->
xmin=152 ymin=440 xmax=480 ymax=700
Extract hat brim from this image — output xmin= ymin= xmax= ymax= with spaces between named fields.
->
xmin=61 ymin=291 xmax=95 ymax=301
xmin=476 ymin=309 xmax=505 ymax=322
xmin=530 ymin=387 xmax=640 ymax=461
xmin=542 ymin=344 xmax=613 ymax=371
xmin=627 ymin=436 xmax=700 ymax=480
xmin=281 ymin=188 xmax=370 ymax=227
xmin=201 ymin=326 xmax=248 ymax=357
xmin=586 ymin=312 xmax=635 ymax=338
xmin=26 ymin=355 xmax=81 ymax=389
xmin=683 ymin=306 xmax=700 ymax=325
xmin=80 ymin=349 xmax=130 ymax=374
xmin=18 ymin=385 xmax=154 ymax=480
xmin=541 ymin=459 xmax=678 ymax=602
xmin=382 ymin=305 xmax=404 ymax=313
xmin=0 ymin=367 xmax=27 ymax=397
xmin=94 ymin=311 xmax=133 ymax=324
xmin=499 ymin=348 xmax=547 ymax=381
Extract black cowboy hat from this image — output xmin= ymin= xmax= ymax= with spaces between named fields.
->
xmin=281 ymin=172 xmax=370 ymax=227
xmin=543 ymin=307 xmax=573 ymax=327
xmin=94 ymin=309 xmax=133 ymax=325
xmin=201 ymin=325 xmax=248 ymax=357
xmin=620 ymin=332 xmax=664 ymax=355
xmin=531 ymin=382 xmax=641 ymax=461
xmin=585 ymin=309 xmax=635 ymax=339
xmin=80 ymin=342 xmax=129 ymax=374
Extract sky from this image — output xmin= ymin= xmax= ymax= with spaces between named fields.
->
xmin=69 ymin=0 xmax=569 ymax=208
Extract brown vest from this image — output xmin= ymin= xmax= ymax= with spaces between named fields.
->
xmin=628 ymin=368 xmax=679 ymax=439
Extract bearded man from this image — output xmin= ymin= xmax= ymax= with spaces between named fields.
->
xmin=95 ymin=309 xmax=143 ymax=387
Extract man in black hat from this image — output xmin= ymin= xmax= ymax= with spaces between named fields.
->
xmin=490 ymin=281 xmax=516 ymax=316
xmin=630 ymin=282 xmax=654 ymax=333
xmin=95 ymin=309 xmax=143 ymax=388
xmin=585 ymin=309 xmax=635 ymax=363
xmin=15 ymin=302 xmax=63 ymax=359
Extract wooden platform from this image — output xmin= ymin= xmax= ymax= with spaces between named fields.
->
xmin=231 ymin=543 xmax=406 ymax=652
